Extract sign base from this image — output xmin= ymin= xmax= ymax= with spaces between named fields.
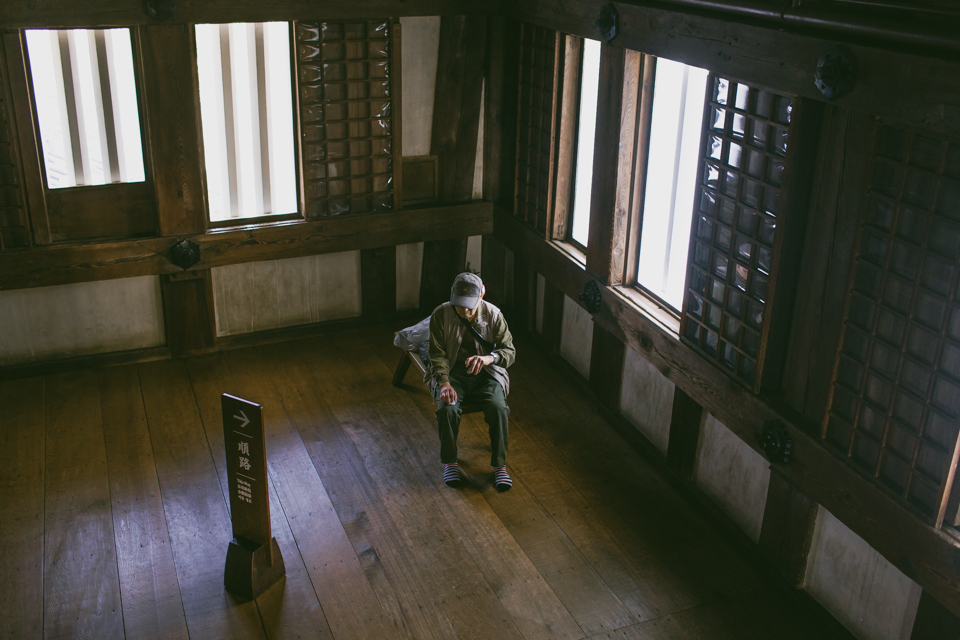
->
xmin=224 ymin=536 xmax=285 ymax=599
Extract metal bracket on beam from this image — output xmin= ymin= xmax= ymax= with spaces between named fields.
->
xmin=144 ymin=0 xmax=177 ymax=21
xmin=170 ymin=239 xmax=201 ymax=270
xmin=595 ymin=3 xmax=619 ymax=43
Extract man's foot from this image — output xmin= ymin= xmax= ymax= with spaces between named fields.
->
xmin=493 ymin=466 xmax=512 ymax=492
xmin=443 ymin=462 xmax=461 ymax=487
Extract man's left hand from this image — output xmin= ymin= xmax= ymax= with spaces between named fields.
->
xmin=465 ymin=354 xmax=494 ymax=375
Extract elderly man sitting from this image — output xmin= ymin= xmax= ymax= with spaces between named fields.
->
xmin=428 ymin=273 xmax=516 ymax=491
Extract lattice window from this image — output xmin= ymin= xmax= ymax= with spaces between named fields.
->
xmin=0 ymin=55 xmax=28 ymax=250
xmin=825 ymin=124 xmax=960 ymax=524
xmin=295 ymin=20 xmax=396 ymax=219
xmin=680 ymin=77 xmax=793 ymax=388
xmin=514 ymin=24 xmax=559 ymax=233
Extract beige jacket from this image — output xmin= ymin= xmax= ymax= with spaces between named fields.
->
xmin=427 ymin=301 xmax=516 ymax=397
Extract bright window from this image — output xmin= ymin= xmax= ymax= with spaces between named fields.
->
xmin=195 ymin=22 xmax=297 ymax=222
xmin=569 ymin=38 xmax=601 ymax=248
xmin=25 ymin=28 xmax=145 ymax=189
xmin=636 ymin=58 xmax=709 ymax=310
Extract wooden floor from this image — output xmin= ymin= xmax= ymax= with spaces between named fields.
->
xmin=0 ymin=324 xmax=836 ymax=640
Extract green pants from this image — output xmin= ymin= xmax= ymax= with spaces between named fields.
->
xmin=437 ymin=364 xmax=509 ymax=467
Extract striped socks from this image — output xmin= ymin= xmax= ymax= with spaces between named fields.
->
xmin=443 ymin=462 xmax=461 ymax=487
xmin=493 ymin=466 xmax=512 ymax=492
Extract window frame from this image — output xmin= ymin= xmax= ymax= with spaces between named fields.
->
xmin=13 ymin=26 xmax=157 ymax=243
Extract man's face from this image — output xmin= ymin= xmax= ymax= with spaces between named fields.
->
xmin=455 ymin=304 xmax=479 ymax=320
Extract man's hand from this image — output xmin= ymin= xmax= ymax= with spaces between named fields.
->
xmin=439 ymin=382 xmax=458 ymax=404
xmin=465 ymin=354 xmax=494 ymax=375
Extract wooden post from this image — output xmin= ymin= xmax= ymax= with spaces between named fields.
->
xmin=431 ymin=15 xmax=488 ymax=203
xmin=481 ymin=234 xmax=507 ymax=306
xmin=2 ymin=33 xmax=49 ymax=245
xmin=758 ymin=468 xmax=819 ymax=587
xmin=584 ymin=45 xmax=641 ymax=285
xmin=222 ymin=394 xmax=284 ymax=599
xmin=667 ymin=386 xmax=703 ymax=481
xmin=589 ymin=322 xmax=626 ymax=412
xmin=361 ymin=245 xmax=397 ymax=317
xmin=541 ymin=279 xmax=564 ymax=354
xmin=419 ymin=238 xmax=468 ymax=312
xmin=137 ymin=24 xmax=207 ymax=236
xmin=160 ymin=270 xmax=217 ymax=356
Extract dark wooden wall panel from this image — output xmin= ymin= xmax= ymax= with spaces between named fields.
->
xmin=782 ymin=109 xmax=874 ymax=424
xmin=589 ymin=322 xmax=626 ymax=412
xmin=361 ymin=245 xmax=397 ymax=316
xmin=667 ymin=386 xmax=703 ymax=482
xmin=758 ymin=470 xmax=818 ymax=587
xmin=160 ymin=271 xmax=216 ymax=355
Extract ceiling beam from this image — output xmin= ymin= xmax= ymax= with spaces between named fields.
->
xmin=0 ymin=0 xmax=498 ymax=29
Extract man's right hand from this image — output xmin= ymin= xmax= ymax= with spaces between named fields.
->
xmin=439 ymin=382 xmax=458 ymax=404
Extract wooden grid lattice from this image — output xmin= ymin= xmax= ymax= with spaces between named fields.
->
xmin=0 ymin=57 xmax=28 ymax=250
xmin=825 ymin=124 xmax=960 ymax=524
xmin=681 ymin=76 xmax=793 ymax=387
xmin=295 ymin=20 xmax=394 ymax=218
xmin=514 ymin=24 xmax=559 ymax=234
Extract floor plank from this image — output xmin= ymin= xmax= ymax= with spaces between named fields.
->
xmin=99 ymin=365 xmax=189 ymax=640
xmin=0 ymin=323 xmax=853 ymax=640
xmin=259 ymin=340 xmax=460 ymax=640
xmin=324 ymin=333 xmax=587 ymax=640
xmin=0 ymin=377 xmax=45 ymax=640
xmin=138 ymin=359 xmax=266 ymax=640
xmin=300 ymin=335 xmax=532 ymax=640
xmin=43 ymin=370 xmax=124 ymax=640
xmin=187 ymin=349 xmax=374 ymax=640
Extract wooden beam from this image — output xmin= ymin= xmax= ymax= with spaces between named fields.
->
xmin=666 ymin=386 xmax=702 ymax=482
xmin=0 ymin=202 xmax=493 ymax=291
xmin=138 ymin=24 xmax=206 ymax=237
xmin=159 ymin=270 xmax=216 ymax=355
xmin=0 ymin=1 xmax=496 ymax=28
xmin=431 ymin=15 xmax=488 ymax=203
xmin=758 ymin=469 xmax=818 ymax=587
xmin=360 ymin=245 xmax=397 ymax=316
xmin=584 ymin=45 xmax=640 ymax=285
xmin=493 ymin=203 xmax=960 ymax=617
xmin=589 ymin=322 xmax=626 ymax=412
xmin=511 ymin=0 xmax=960 ymax=139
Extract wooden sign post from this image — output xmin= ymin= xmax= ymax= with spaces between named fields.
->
xmin=222 ymin=393 xmax=284 ymax=598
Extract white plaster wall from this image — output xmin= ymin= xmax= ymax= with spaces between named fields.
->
xmin=466 ymin=235 xmax=482 ymax=274
xmin=620 ymin=346 xmax=675 ymax=455
xmin=535 ymin=273 xmax=545 ymax=334
xmin=212 ymin=252 xmax=361 ymax=336
xmin=400 ymin=16 xmax=440 ymax=157
xmin=396 ymin=242 xmax=424 ymax=311
xmin=559 ymin=295 xmax=593 ymax=378
xmin=694 ymin=413 xmax=770 ymax=542
xmin=805 ymin=506 xmax=922 ymax=640
xmin=0 ymin=276 xmax=165 ymax=365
